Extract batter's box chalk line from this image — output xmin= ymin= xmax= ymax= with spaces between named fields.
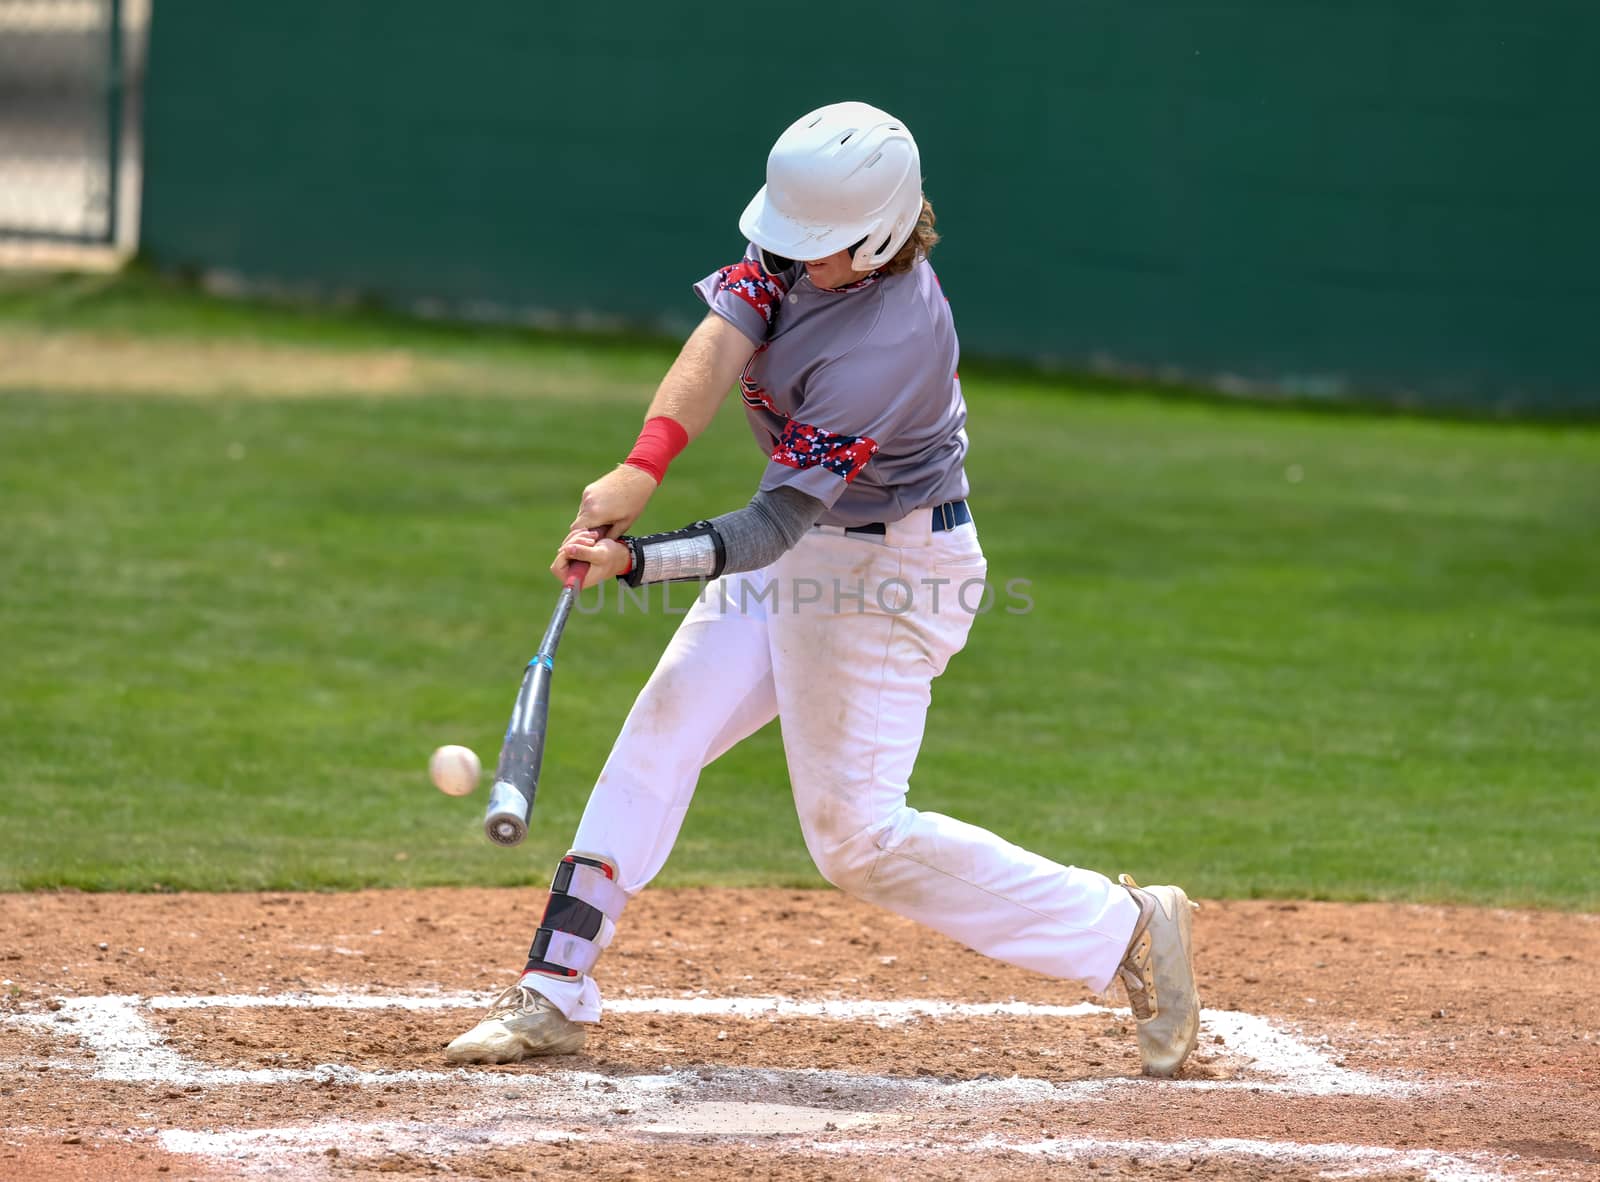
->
xmin=5 ymin=990 xmax=1419 ymax=1097
xmin=152 ymin=1122 xmax=1513 ymax=1182
xmin=3 ymin=991 xmax=1515 ymax=1181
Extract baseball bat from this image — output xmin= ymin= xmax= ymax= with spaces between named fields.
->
xmin=483 ymin=561 xmax=588 ymax=846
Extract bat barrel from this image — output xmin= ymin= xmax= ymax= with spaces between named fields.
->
xmin=484 ymin=779 xmax=533 ymax=846
xmin=482 ymin=565 xmax=587 ymax=849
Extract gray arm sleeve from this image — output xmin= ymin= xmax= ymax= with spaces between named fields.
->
xmin=709 ymin=486 xmax=826 ymax=574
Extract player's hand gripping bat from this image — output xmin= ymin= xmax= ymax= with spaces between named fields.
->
xmin=482 ymin=561 xmax=588 ymax=846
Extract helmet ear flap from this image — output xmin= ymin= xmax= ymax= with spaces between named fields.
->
xmin=845 ymin=229 xmax=897 ymax=272
xmin=759 ymin=248 xmax=794 ymax=276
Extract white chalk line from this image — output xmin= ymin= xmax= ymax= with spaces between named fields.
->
xmin=154 ymin=1119 xmax=1509 ymax=1182
xmin=4 ymin=990 xmax=1511 ymax=1180
xmin=5 ymin=990 xmax=1416 ymax=1098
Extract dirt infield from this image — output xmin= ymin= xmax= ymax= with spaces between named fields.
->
xmin=2 ymin=889 xmax=1597 ymax=1181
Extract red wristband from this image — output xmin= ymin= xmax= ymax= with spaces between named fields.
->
xmin=622 ymin=416 xmax=689 ymax=484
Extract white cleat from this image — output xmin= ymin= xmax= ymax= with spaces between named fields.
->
xmin=1115 ymin=874 xmax=1201 ymax=1078
xmin=444 ymin=982 xmax=587 ymax=1064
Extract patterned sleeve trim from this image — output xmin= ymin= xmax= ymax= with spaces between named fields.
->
xmin=770 ymin=420 xmax=879 ymax=483
xmin=715 ymin=261 xmax=788 ymax=326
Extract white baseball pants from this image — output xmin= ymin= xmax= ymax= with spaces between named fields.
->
xmin=528 ymin=514 xmax=1140 ymax=1022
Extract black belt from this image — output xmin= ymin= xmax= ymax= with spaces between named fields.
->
xmin=843 ymin=499 xmax=971 ymax=539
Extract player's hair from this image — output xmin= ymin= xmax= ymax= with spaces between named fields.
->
xmin=881 ymin=197 xmax=939 ymax=276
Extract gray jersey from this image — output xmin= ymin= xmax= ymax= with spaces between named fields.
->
xmin=694 ymin=245 xmax=970 ymax=529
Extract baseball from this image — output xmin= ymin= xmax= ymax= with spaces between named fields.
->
xmin=429 ymin=745 xmax=481 ymax=797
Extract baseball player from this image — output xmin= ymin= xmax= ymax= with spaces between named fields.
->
xmin=447 ymin=101 xmax=1200 ymax=1076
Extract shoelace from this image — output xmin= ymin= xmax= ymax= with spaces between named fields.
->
xmin=485 ymin=982 xmax=546 ymax=1020
xmin=1116 ymin=875 xmax=1158 ymax=1021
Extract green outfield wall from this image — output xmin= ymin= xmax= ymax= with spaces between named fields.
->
xmin=139 ymin=3 xmax=1599 ymax=412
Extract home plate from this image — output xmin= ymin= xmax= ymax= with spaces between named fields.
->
xmin=639 ymin=1102 xmax=890 ymax=1136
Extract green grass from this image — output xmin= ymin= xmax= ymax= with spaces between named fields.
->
xmin=1 ymin=273 xmax=1596 ymax=905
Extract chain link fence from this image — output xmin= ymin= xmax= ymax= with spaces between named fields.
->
xmin=0 ymin=0 xmax=139 ymax=246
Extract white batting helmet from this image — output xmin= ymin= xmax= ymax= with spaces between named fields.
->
xmin=739 ymin=101 xmax=923 ymax=274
